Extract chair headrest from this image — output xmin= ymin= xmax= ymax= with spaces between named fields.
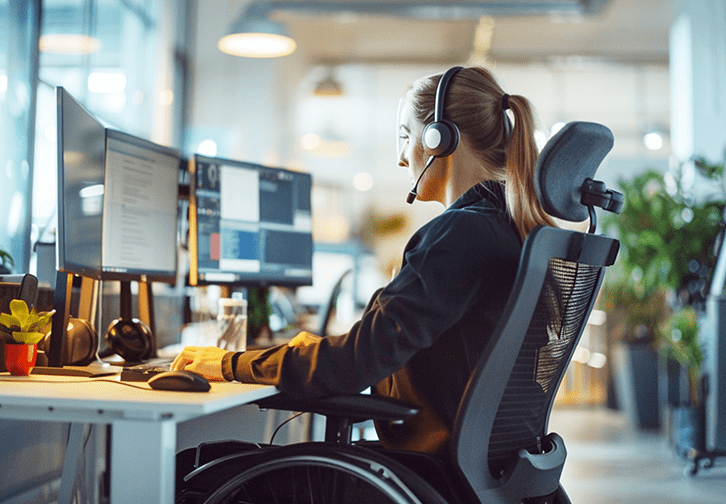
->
xmin=534 ymin=121 xmax=614 ymax=222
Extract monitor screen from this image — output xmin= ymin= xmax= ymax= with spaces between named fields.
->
xmin=56 ymin=87 xmax=180 ymax=283
xmin=189 ymin=155 xmax=313 ymax=287
xmin=56 ymin=86 xmax=106 ymax=279
xmin=102 ymin=129 xmax=180 ymax=282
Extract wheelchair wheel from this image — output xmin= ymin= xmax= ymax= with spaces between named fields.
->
xmin=198 ymin=443 xmax=448 ymax=504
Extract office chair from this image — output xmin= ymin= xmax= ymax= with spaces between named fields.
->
xmin=175 ymin=121 xmax=622 ymax=504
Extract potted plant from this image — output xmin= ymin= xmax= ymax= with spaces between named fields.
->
xmin=0 ymin=248 xmax=13 ymax=274
xmin=658 ymin=305 xmax=705 ymax=455
xmin=602 ymin=163 xmax=725 ymax=434
xmin=0 ymin=299 xmax=55 ymax=375
xmin=247 ymin=287 xmax=272 ymax=343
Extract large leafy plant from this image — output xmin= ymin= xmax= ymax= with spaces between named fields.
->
xmin=0 ymin=299 xmax=55 ymax=345
xmin=602 ymin=161 xmax=725 ymax=405
xmin=603 ymin=168 xmax=724 ymax=306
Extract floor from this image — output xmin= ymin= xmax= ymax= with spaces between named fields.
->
xmin=549 ymin=407 xmax=726 ymax=504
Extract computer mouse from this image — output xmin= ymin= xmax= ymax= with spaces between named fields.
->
xmin=148 ymin=370 xmax=211 ymax=392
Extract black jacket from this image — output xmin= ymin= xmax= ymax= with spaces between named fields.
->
xmin=222 ymin=181 xmax=522 ymax=453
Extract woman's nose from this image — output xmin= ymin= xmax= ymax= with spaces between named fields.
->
xmin=397 ymin=150 xmax=407 ymax=168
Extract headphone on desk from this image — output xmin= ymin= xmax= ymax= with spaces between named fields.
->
xmin=38 ymin=317 xmax=98 ymax=366
xmin=105 ymin=318 xmax=155 ymax=363
xmin=407 ymin=66 xmax=463 ymax=204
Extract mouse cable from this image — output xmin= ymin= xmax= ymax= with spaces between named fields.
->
xmin=0 ymin=377 xmax=151 ymax=390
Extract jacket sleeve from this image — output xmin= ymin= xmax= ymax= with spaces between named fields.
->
xmin=222 ymin=210 xmax=510 ymax=398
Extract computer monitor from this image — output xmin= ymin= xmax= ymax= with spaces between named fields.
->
xmin=188 ymin=155 xmax=313 ymax=288
xmin=56 ymin=86 xmax=106 ymax=279
xmin=50 ymin=87 xmax=181 ymax=368
xmin=102 ymin=129 xmax=179 ymax=283
xmin=56 ymin=88 xmax=181 ymax=282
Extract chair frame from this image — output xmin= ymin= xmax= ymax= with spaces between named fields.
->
xmin=451 ymin=226 xmax=619 ymax=503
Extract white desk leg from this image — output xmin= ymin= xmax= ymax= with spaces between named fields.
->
xmin=111 ymin=420 xmax=177 ymax=504
xmin=57 ymin=423 xmax=85 ymax=504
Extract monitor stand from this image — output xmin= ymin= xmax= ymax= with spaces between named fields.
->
xmin=42 ymin=272 xmax=158 ymax=371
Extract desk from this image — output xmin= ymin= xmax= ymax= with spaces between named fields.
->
xmin=0 ymin=374 xmax=277 ymax=503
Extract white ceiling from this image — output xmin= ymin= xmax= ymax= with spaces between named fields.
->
xmin=263 ymin=0 xmax=671 ymax=65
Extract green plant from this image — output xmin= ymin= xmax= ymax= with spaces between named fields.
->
xmin=659 ymin=305 xmax=702 ymax=405
xmin=602 ymin=162 xmax=725 ymax=405
xmin=247 ymin=287 xmax=272 ymax=341
xmin=0 ymin=248 xmax=13 ymax=274
xmin=603 ymin=168 xmax=724 ymax=305
xmin=0 ymin=299 xmax=55 ymax=345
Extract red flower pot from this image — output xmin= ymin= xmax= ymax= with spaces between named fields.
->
xmin=5 ymin=344 xmax=38 ymax=376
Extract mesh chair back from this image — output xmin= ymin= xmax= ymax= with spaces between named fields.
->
xmin=450 ymin=226 xmax=618 ymax=502
xmin=487 ymin=257 xmax=601 ymax=477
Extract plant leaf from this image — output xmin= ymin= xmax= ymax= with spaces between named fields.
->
xmin=9 ymin=299 xmax=29 ymax=319
xmin=34 ymin=310 xmax=56 ymax=330
xmin=9 ymin=299 xmax=32 ymax=330
xmin=0 ymin=312 xmax=21 ymax=330
xmin=12 ymin=331 xmax=46 ymax=345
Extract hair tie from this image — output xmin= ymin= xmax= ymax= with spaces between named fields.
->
xmin=501 ymin=93 xmax=510 ymax=111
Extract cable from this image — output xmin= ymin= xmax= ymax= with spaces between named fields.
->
xmin=0 ymin=377 xmax=153 ymax=390
xmin=269 ymin=411 xmax=305 ymax=445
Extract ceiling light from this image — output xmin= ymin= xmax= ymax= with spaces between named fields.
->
xmin=643 ymin=131 xmax=664 ymax=151
xmin=88 ymin=72 xmax=127 ymax=94
xmin=314 ymin=71 xmax=343 ymax=97
xmin=353 ymin=172 xmax=375 ymax=192
xmin=218 ymin=2 xmax=296 ymax=58
xmin=39 ymin=33 xmax=102 ymax=55
xmin=300 ymin=133 xmax=322 ymax=150
xmin=197 ymin=140 xmax=218 ymax=157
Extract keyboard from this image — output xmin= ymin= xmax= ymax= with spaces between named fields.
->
xmin=32 ymin=363 xmax=123 ymax=377
xmin=119 ymin=360 xmax=173 ymax=382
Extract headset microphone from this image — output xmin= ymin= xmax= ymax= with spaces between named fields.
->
xmin=406 ymin=155 xmax=436 ymax=204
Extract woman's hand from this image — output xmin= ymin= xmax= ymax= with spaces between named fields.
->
xmin=171 ymin=346 xmax=228 ymax=381
xmin=287 ymin=331 xmax=322 ymax=348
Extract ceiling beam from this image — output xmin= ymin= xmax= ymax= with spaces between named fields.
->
xmin=267 ymin=0 xmax=613 ymax=19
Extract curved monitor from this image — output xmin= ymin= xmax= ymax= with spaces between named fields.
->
xmin=189 ymin=155 xmax=313 ymax=287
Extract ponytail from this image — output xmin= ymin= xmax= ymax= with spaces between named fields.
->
xmin=503 ymin=95 xmax=556 ymax=240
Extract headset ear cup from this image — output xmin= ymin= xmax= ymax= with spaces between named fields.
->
xmin=422 ymin=120 xmax=459 ymax=157
xmin=38 ymin=318 xmax=97 ymax=366
xmin=105 ymin=318 xmax=153 ymax=362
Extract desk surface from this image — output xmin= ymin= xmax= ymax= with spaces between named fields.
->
xmin=0 ymin=374 xmax=277 ymax=423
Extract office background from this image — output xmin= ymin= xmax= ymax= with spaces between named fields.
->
xmin=1 ymin=0 xmax=726 ymax=502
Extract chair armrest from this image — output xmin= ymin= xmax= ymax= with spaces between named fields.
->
xmin=253 ymin=393 xmax=419 ymax=424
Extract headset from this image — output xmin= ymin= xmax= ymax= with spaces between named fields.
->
xmin=407 ymin=66 xmax=464 ymax=204
xmin=105 ymin=317 xmax=155 ymax=363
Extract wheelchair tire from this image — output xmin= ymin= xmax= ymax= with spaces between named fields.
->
xmin=192 ymin=442 xmax=448 ymax=504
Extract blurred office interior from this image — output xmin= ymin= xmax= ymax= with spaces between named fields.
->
xmin=2 ymin=0 xmax=726 ymax=502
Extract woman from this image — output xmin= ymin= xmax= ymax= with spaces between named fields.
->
xmin=172 ymin=66 xmax=555 ymax=455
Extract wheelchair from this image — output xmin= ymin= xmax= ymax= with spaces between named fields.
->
xmin=175 ymin=121 xmax=623 ymax=504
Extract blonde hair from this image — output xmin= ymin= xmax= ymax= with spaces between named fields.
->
xmin=405 ymin=66 xmax=555 ymax=240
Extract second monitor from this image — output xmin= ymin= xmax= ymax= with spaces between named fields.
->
xmin=189 ymin=155 xmax=313 ymax=287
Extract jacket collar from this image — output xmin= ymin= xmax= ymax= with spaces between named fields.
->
xmin=448 ymin=180 xmax=506 ymax=212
